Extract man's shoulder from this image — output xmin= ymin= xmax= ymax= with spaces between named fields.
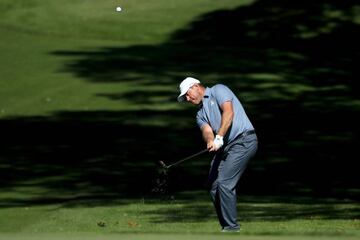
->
xmin=211 ymin=83 xmax=227 ymax=89
xmin=211 ymin=84 xmax=232 ymax=95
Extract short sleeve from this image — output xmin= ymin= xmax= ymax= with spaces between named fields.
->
xmin=212 ymin=84 xmax=233 ymax=106
xmin=196 ymin=111 xmax=207 ymax=129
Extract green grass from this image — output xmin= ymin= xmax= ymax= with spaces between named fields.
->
xmin=0 ymin=0 xmax=251 ymax=118
xmin=1 ymin=0 xmax=358 ymax=118
xmin=1 ymin=0 xmax=359 ymax=239
xmin=0 ymin=0 xmax=248 ymax=43
xmin=0 ymin=192 xmax=360 ymax=239
xmin=2 ymin=234 xmax=359 ymax=240
xmin=0 ymin=191 xmax=359 ymax=239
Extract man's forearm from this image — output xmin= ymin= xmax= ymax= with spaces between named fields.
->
xmin=202 ymin=129 xmax=214 ymax=143
xmin=200 ymin=124 xmax=214 ymax=144
xmin=217 ymin=109 xmax=233 ymax=137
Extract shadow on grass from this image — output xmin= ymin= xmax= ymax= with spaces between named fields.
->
xmin=0 ymin=110 xmax=210 ymax=207
xmin=0 ymin=0 xmax=359 ymax=210
xmin=137 ymin=192 xmax=360 ymax=224
xmin=144 ymin=199 xmax=360 ymax=223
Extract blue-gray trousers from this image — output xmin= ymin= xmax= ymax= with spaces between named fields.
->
xmin=208 ymin=133 xmax=258 ymax=230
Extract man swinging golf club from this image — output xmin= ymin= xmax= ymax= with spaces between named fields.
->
xmin=177 ymin=77 xmax=258 ymax=232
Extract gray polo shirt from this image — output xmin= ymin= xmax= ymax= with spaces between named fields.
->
xmin=196 ymin=84 xmax=254 ymax=144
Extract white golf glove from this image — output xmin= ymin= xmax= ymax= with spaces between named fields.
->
xmin=213 ymin=135 xmax=224 ymax=150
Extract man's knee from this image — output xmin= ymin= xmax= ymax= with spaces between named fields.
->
xmin=209 ymin=181 xmax=218 ymax=200
xmin=217 ymin=179 xmax=236 ymax=193
xmin=210 ymin=179 xmax=236 ymax=198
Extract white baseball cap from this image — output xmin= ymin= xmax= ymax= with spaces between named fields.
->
xmin=177 ymin=77 xmax=201 ymax=102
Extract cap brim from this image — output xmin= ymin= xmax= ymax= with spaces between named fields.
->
xmin=177 ymin=94 xmax=186 ymax=102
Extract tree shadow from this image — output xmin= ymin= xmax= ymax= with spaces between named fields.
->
xmin=139 ymin=192 xmax=360 ymax=224
xmin=143 ymin=197 xmax=360 ymax=224
xmin=1 ymin=0 xmax=359 ymax=209
xmin=0 ymin=110 xmax=210 ymax=208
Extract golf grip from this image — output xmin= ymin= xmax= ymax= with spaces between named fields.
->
xmin=168 ymin=148 xmax=208 ymax=168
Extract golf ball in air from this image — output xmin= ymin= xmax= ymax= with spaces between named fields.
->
xmin=116 ymin=6 xmax=122 ymax=12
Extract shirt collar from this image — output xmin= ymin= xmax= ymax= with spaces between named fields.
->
xmin=203 ymin=87 xmax=211 ymax=101
xmin=198 ymin=87 xmax=211 ymax=108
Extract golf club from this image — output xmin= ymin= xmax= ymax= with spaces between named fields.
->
xmin=159 ymin=148 xmax=208 ymax=170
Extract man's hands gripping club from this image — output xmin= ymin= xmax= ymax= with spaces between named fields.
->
xmin=202 ymin=124 xmax=224 ymax=152
xmin=202 ymin=101 xmax=234 ymax=152
xmin=207 ymin=134 xmax=224 ymax=152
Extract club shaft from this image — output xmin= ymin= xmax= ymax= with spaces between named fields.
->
xmin=168 ymin=148 xmax=207 ymax=168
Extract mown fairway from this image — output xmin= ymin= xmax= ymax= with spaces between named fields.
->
xmin=0 ymin=0 xmax=247 ymax=117
xmin=0 ymin=0 xmax=359 ymax=239
xmin=0 ymin=192 xmax=359 ymax=239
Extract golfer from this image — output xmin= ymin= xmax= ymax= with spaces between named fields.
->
xmin=177 ymin=77 xmax=258 ymax=232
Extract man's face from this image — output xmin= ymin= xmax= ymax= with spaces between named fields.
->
xmin=185 ymin=84 xmax=202 ymax=105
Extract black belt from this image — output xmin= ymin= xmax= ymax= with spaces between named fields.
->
xmin=222 ymin=130 xmax=256 ymax=152
xmin=226 ymin=130 xmax=256 ymax=147
xmin=238 ymin=129 xmax=256 ymax=138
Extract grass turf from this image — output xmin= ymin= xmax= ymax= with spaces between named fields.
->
xmin=1 ymin=234 xmax=360 ymax=240
xmin=2 ymin=234 xmax=359 ymax=240
xmin=0 ymin=0 xmax=249 ymax=117
xmin=0 ymin=191 xmax=359 ymax=237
